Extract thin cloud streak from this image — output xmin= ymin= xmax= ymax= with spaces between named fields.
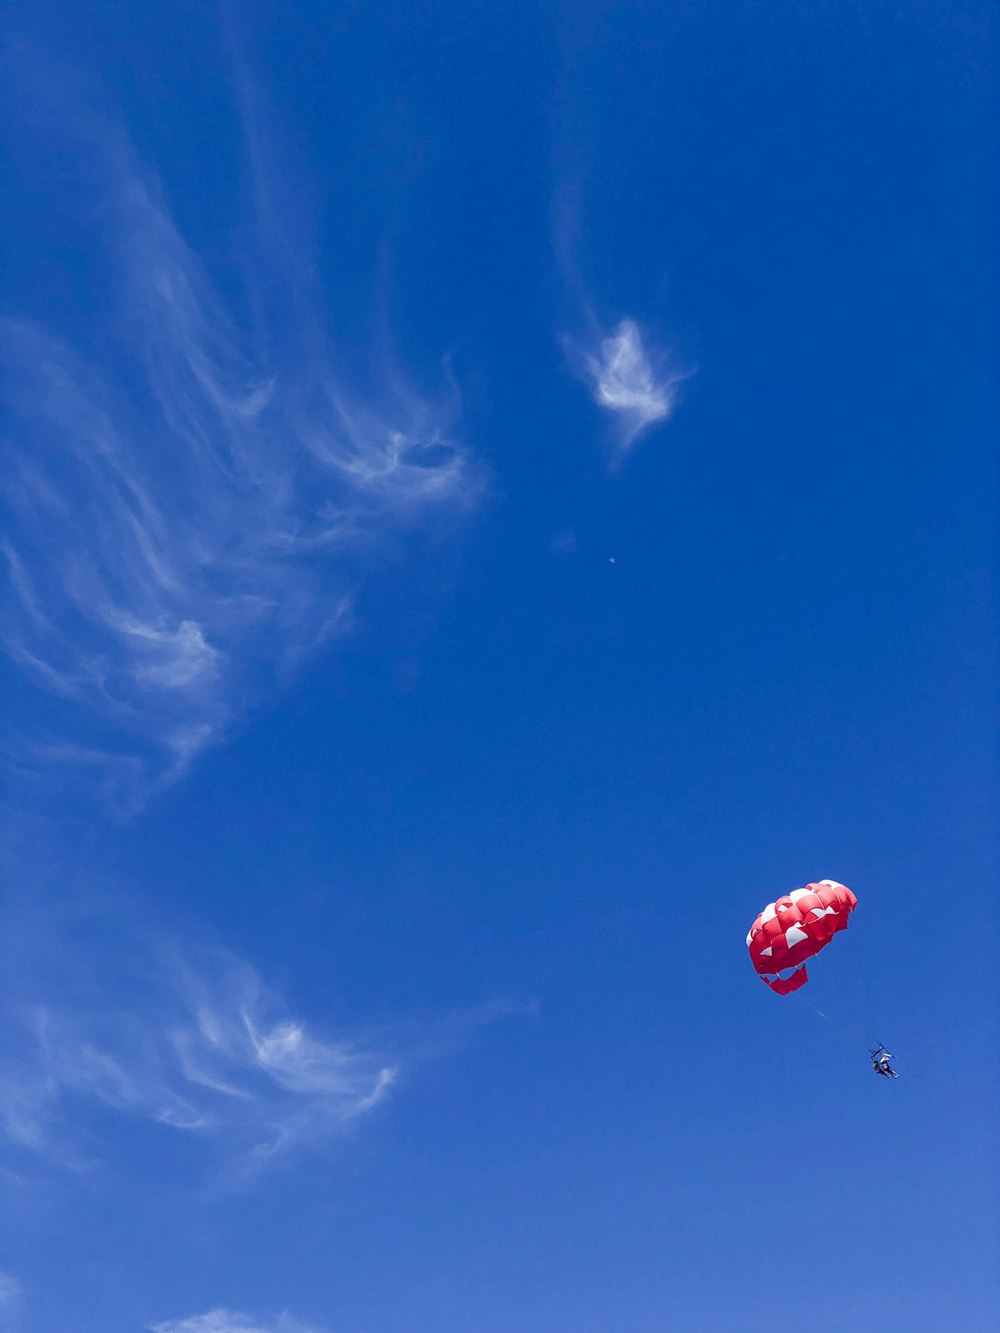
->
xmin=0 ymin=89 xmax=482 ymax=811
xmin=0 ymin=1273 xmax=20 ymax=1326
xmin=149 ymin=1313 xmax=323 ymax=1333
xmin=0 ymin=1274 xmax=20 ymax=1333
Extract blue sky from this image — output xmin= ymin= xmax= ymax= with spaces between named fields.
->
xmin=0 ymin=1 xmax=996 ymax=1330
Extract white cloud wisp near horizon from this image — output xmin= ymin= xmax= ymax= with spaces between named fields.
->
xmin=0 ymin=102 xmax=482 ymax=813
xmin=149 ymin=1309 xmax=324 ymax=1333
xmin=0 ymin=1274 xmax=20 ymax=1330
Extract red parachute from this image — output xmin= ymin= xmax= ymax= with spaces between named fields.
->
xmin=746 ymin=880 xmax=857 ymax=994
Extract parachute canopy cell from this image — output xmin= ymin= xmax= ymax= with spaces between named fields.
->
xmin=746 ymin=880 xmax=857 ymax=994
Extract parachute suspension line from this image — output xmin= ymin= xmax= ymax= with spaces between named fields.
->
xmin=792 ymin=991 xmax=830 ymax=1024
xmin=792 ymin=988 xmax=868 ymax=1045
xmin=851 ymin=914 xmax=880 ymax=1046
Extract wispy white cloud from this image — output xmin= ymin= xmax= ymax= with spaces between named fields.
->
xmin=567 ymin=317 xmax=684 ymax=465
xmin=0 ymin=1274 xmax=21 ymax=1331
xmin=149 ymin=1313 xmax=323 ymax=1333
xmin=0 ymin=88 xmax=482 ymax=812
xmin=0 ymin=944 xmax=397 ymax=1177
xmin=0 ymin=892 xmax=529 ymax=1184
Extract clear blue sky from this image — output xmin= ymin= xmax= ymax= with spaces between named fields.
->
xmin=0 ymin=2 xmax=996 ymax=1330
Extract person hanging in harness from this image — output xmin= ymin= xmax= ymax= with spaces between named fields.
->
xmin=870 ymin=1045 xmax=898 ymax=1078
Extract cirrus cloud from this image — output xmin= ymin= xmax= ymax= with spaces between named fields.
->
xmin=0 ymin=942 xmax=396 ymax=1179
xmin=0 ymin=80 xmax=483 ymax=815
xmin=567 ymin=317 xmax=686 ymax=465
xmin=148 ymin=1311 xmax=324 ymax=1333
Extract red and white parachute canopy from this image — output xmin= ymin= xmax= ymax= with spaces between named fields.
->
xmin=746 ymin=880 xmax=857 ymax=994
